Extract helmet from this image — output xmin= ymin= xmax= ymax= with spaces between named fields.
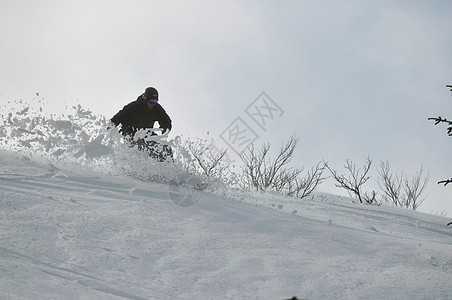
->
xmin=142 ymin=87 xmax=158 ymax=101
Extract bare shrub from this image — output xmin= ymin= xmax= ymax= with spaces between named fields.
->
xmin=190 ymin=142 xmax=228 ymax=177
xmin=378 ymin=161 xmax=429 ymax=210
xmin=172 ymin=137 xmax=232 ymax=186
xmin=377 ymin=160 xmax=403 ymax=206
xmin=326 ymin=155 xmax=379 ymax=205
xmin=240 ymin=135 xmax=300 ymax=191
xmin=240 ymin=135 xmax=325 ymax=199
xmin=286 ymin=162 xmax=326 ymax=199
xmin=403 ymin=166 xmax=429 ymax=210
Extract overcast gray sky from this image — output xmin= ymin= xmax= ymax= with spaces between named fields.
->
xmin=1 ymin=0 xmax=451 ymax=214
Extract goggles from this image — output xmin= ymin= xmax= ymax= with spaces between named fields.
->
xmin=142 ymin=92 xmax=158 ymax=102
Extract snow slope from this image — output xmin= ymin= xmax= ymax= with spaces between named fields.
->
xmin=0 ymin=150 xmax=451 ymax=300
xmin=0 ymin=101 xmax=451 ymax=299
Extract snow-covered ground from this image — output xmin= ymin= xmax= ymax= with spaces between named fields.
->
xmin=0 ymin=102 xmax=451 ymax=299
xmin=0 ymin=150 xmax=451 ymax=300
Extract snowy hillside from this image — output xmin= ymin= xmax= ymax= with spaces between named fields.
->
xmin=1 ymin=150 xmax=451 ymax=300
xmin=0 ymin=102 xmax=451 ymax=299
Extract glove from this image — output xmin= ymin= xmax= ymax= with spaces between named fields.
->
xmin=106 ymin=120 xmax=115 ymax=130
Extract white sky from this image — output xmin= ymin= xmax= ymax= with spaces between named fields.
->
xmin=1 ymin=0 xmax=451 ymax=214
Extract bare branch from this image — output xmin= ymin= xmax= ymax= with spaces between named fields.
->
xmin=403 ymin=166 xmax=429 ymax=210
xmin=292 ymin=162 xmax=326 ymax=199
xmin=430 ymin=83 xmax=451 ymax=223
xmin=241 ymin=136 xmax=299 ymax=191
xmin=326 ymin=156 xmax=373 ymax=204
xmin=273 ymin=167 xmax=303 ymax=193
xmin=192 ymin=148 xmax=227 ymax=177
xmin=377 ymin=160 xmax=403 ymax=206
xmin=362 ymin=190 xmax=381 ymax=206
xmin=182 ymin=138 xmax=230 ymax=184
xmin=438 ymin=178 xmax=452 ymax=186
xmin=240 ymin=135 xmax=324 ymax=199
xmin=377 ymin=161 xmax=429 ymax=210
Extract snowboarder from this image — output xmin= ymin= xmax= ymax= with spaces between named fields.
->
xmin=111 ymin=87 xmax=173 ymax=161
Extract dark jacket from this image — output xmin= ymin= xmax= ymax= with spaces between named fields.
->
xmin=111 ymin=96 xmax=172 ymax=137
